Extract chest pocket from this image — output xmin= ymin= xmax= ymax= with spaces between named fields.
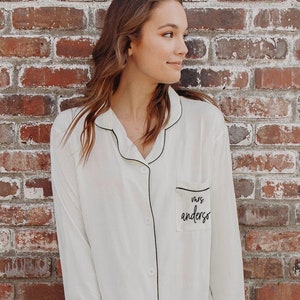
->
xmin=176 ymin=182 xmax=211 ymax=231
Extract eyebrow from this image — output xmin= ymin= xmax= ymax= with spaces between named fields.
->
xmin=158 ymin=23 xmax=188 ymax=32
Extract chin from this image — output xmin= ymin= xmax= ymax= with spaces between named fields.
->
xmin=160 ymin=75 xmax=182 ymax=85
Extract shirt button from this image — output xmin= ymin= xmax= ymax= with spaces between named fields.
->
xmin=145 ymin=218 xmax=152 ymax=225
xmin=148 ymin=268 xmax=155 ymax=276
xmin=140 ymin=167 xmax=148 ymax=174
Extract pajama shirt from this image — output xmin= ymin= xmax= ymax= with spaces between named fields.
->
xmin=50 ymin=87 xmax=244 ymax=300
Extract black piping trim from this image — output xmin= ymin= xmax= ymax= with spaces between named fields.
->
xmin=176 ymin=187 xmax=210 ymax=193
xmin=148 ymin=99 xmax=183 ymax=165
xmin=210 ymin=286 xmax=214 ymax=299
xmin=148 ymin=168 xmax=160 ymax=300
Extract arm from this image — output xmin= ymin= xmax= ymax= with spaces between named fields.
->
xmin=51 ymin=119 xmax=102 ymax=300
xmin=209 ymin=124 xmax=245 ymax=300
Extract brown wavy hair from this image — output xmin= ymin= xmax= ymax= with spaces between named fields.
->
xmin=66 ymin=0 xmax=215 ymax=161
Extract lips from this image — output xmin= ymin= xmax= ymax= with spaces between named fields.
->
xmin=167 ymin=61 xmax=182 ymax=69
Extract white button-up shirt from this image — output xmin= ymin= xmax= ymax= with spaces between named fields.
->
xmin=51 ymin=87 xmax=244 ymax=300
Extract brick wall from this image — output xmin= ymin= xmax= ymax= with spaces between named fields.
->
xmin=0 ymin=0 xmax=298 ymax=299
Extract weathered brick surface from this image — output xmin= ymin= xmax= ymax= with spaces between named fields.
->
xmin=243 ymin=257 xmax=283 ymax=279
xmin=15 ymin=230 xmax=58 ymax=252
xmin=0 ymin=68 xmax=11 ymax=89
xmin=20 ymin=66 xmax=90 ymax=88
xmin=0 ymin=257 xmax=51 ymax=279
xmin=0 ymin=95 xmax=53 ymax=116
xmin=0 ymin=284 xmax=14 ymax=300
xmin=215 ymin=37 xmax=287 ymax=60
xmin=253 ymin=9 xmax=300 ymax=29
xmin=0 ymin=204 xmax=53 ymax=226
xmin=219 ymin=96 xmax=291 ymax=118
xmin=20 ymin=123 xmax=52 ymax=144
xmin=255 ymin=68 xmax=300 ymax=89
xmin=0 ymin=0 xmax=298 ymax=299
xmin=238 ymin=204 xmax=289 ymax=226
xmin=16 ymin=283 xmax=64 ymax=300
xmin=56 ymin=37 xmax=95 ymax=58
xmin=245 ymin=230 xmax=300 ymax=252
xmin=255 ymin=283 xmax=300 ymax=300
xmin=0 ymin=37 xmax=50 ymax=58
xmin=12 ymin=7 xmax=86 ymax=30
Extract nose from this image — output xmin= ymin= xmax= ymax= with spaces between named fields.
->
xmin=176 ymin=37 xmax=188 ymax=57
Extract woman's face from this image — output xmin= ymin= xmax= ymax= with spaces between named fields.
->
xmin=126 ymin=0 xmax=188 ymax=86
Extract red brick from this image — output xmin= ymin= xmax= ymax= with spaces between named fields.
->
xmin=255 ymin=68 xmax=300 ymax=89
xmin=55 ymin=259 xmax=62 ymax=278
xmin=0 ymin=177 xmax=20 ymax=199
xmin=0 ymin=68 xmax=11 ymax=89
xmin=24 ymin=177 xmax=52 ymax=199
xmin=219 ymin=96 xmax=291 ymax=118
xmin=234 ymin=176 xmax=255 ymax=199
xmin=255 ymin=283 xmax=300 ymax=300
xmin=186 ymin=37 xmax=207 ymax=59
xmin=56 ymin=37 xmax=95 ymax=58
xmin=186 ymin=8 xmax=246 ymax=30
xmin=295 ymin=39 xmax=300 ymax=60
xmin=243 ymin=257 xmax=283 ymax=279
xmin=59 ymin=96 xmax=83 ymax=111
xmin=20 ymin=123 xmax=52 ymax=144
xmin=257 ymin=124 xmax=300 ymax=145
xmin=244 ymin=285 xmax=249 ymax=300
xmin=0 ymin=284 xmax=14 ymax=300
xmin=232 ymin=151 xmax=296 ymax=174
xmin=17 ymin=283 xmax=64 ymax=300
xmin=15 ymin=230 xmax=58 ymax=252
xmin=215 ymin=37 xmax=287 ymax=59
xmin=261 ymin=179 xmax=300 ymax=199
xmin=21 ymin=66 xmax=90 ymax=88
xmin=95 ymin=8 xmax=107 ymax=29
xmin=254 ymin=9 xmax=300 ymax=29
xmin=0 ymin=10 xmax=4 ymax=30
xmin=0 ymin=257 xmax=50 ymax=278
xmin=290 ymin=257 xmax=300 ymax=279
xmin=245 ymin=230 xmax=300 ymax=252
xmin=228 ymin=123 xmax=252 ymax=145
xmin=0 ymin=229 xmax=11 ymax=252
xmin=238 ymin=204 xmax=289 ymax=226
xmin=0 ymin=204 xmax=53 ymax=226
xmin=0 ymin=151 xmax=50 ymax=172
xmin=12 ymin=7 xmax=86 ymax=30
xmin=0 ymin=95 xmax=53 ymax=116
xmin=0 ymin=37 xmax=50 ymax=58
xmin=181 ymin=68 xmax=248 ymax=88
xmin=0 ymin=123 xmax=14 ymax=144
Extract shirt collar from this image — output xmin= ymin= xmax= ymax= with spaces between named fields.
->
xmin=95 ymin=86 xmax=182 ymax=130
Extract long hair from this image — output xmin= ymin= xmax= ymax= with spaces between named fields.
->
xmin=65 ymin=0 xmax=215 ymax=162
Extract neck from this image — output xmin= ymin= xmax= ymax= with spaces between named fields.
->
xmin=110 ymin=73 xmax=158 ymax=122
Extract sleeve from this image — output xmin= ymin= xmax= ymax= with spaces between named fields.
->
xmin=209 ymin=123 xmax=245 ymax=300
xmin=50 ymin=119 xmax=102 ymax=300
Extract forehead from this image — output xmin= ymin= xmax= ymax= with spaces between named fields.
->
xmin=147 ymin=1 xmax=188 ymax=29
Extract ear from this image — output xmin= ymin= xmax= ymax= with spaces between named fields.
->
xmin=128 ymin=44 xmax=133 ymax=56
xmin=127 ymin=37 xmax=138 ymax=57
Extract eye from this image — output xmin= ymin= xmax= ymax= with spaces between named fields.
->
xmin=163 ymin=32 xmax=173 ymax=38
xmin=183 ymin=32 xmax=189 ymax=41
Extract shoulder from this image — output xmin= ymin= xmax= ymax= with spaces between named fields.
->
xmin=180 ymin=96 xmax=225 ymax=128
xmin=51 ymin=108 xmax=80 ymax=134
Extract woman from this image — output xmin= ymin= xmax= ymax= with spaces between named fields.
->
xmin=50 ymin=0 xmax=245 ymax=299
